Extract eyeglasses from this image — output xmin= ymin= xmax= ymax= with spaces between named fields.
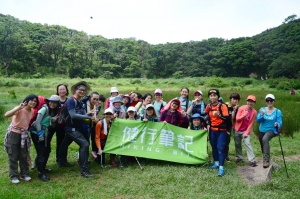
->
xmin=92 ymin=98 xmax=99 ymax=101
xmin=172 ymin=103 xmax=179 ymax=106
xmin=266 ymin=99 xmax=274 ymax=103
xmin=78 ymin=89 xmax=86 ymax=92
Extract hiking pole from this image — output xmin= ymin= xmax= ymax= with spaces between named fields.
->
xmin=278 ymin=133 xmax=289 ymax=178
xmin=100 ymin=154 xmax=104 ymax=168
xmin=135 ymin=157 xmax=143 ymax=171
xmin=118 ymin=155 xmax=124 ymax=169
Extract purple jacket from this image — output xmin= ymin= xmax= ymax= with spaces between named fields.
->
xmin=160 ymin=110 xmax=189 ymax=126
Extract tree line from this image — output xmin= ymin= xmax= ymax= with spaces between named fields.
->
xmin=1 ymin=14 xmax=300 ymax=79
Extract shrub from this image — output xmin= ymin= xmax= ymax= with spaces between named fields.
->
xmin=244 ymin=79 xmax=253 ymax=85
xmin=32 ymin=73 xmax=42 ymax=79
xmin=153 ymin=81 xmax=158 ymax=84
xmin=8 ymin=90 xmax=17 ymax=99
xmin=130 ymin=79 xmax=142 ymax=84
xmin=204 ymin=76 xmax=229 ymax=88
xmin=0 ymin=104 xmax=5 ymax=122
xmin=276 ymin=81 xmax=290 ymax=90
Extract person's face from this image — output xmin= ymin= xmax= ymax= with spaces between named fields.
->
xmin=123 ymin=97 xmax=129 ymax=104
xmin=128 ymin=111 xmax=135 ymax=117
xmin=90 ymin=94 xmax=100 ymax=106
xmin=209 ymin=93 xmax=218 ymax=103
xmin=181 ymin=89 xmax=189 ymax=98
xmin=104 ymin=112 xmax=113 ymax=120
xmin=193 ymin=118 xmax=201 ymax=127
xmin=76 ymin=87 xmax=86 ymax=98
xmin=170 ymin=102 xmax=179 ymax=110
xmin=111 ymin=92 xmax=118 ymax=97
xmin=265 ymin=98 xmax=275 ymax=107
xmin=230 ymin=98 xmax=239 ymax=106
xmin=146 ymin=108 xmax=154 ymax=116
xmin=28 ymin=98 xmax=37 ymax=108
xmin=155 ymin=93 xmax=162 ymax=100
xmin=131 ymin=93 xmax=138 ymax=102
xmin=58 ymin=85 xmax=67 ymax=97
xmin=49 ymin=101 xmax=58 ymax=109
xmin=113 ymin=102 xmax=121 ymax=108
xmin=194 ymin=93 xmax=202 ymax=101
xmin=246 ymin=100 xmax=255 ymax=109
xmin=144 ymin=96 xmax=152 ymax=104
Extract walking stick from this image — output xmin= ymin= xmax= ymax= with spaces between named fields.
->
xmin=278 ymin=133 xmax=289 ymax=178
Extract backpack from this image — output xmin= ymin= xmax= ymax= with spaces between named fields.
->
xmin=29 ymin=96 xmax=47 ymax=128
xmin=207 ymin=102 xmax=228 ymax=131
xmin=57 ymin=96 xmax=77 ymax=126
xmin=152 ymin=100 xmax=164 ymax=111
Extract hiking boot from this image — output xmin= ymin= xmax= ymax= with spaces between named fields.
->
xmin=59 ymin=162 xmax=74 ymax=168
xmin=44 ymin=168 xmax=52 ymax=173
xmin=218 ymin=168 xmax=225 ymax=177
xmin=38 ymin=173 xmax=50 ymax=181
xmin=20 ymin=175 xmax=32 ymax=181
xmin=210 ymin=164 xmax=219 ymax=169
xmin=109 ymin=160 xmax=117 ymax=167
xmin=263 ymin=161 xmax=270 ymax=168
xmin=31 ymin=162 xmax=36 ymax=170
xmin=235 ymin=158 xmax=243 ymax=164
xmin=11 ymin=177 xmax=20 ymax=184
xmin=225 ymin=157 xmax=230 ymax=162
xmin=81 ymin=171 xmax=94 ymax=178
xmin=250 ymin=161 xmax=258 ymax=167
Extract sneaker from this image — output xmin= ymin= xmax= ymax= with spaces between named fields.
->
xmin=81 ymin=171 xmax=94 ymax=178
xmin=235 ymin=158 xmax=243 ymax=164
xmin=218 ymin=168 xmax=225 ymax=177
xmin=250 ymin=161 xmax=258 ymax=167
xmin=263 ymin=161 xmax=270 ymax=168
xmin=210 ymin=164 xmax=219 ymax=169
xmin=60 ymin=162 xmax=74 ymax=168
xmin=11 ymin=177 xmax=20 ymax=184
xmin=20 ymin=175 xmax=32 ymax=181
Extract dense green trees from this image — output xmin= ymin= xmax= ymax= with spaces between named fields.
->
xmin=0 ymin=14 xmax=299 ymax=78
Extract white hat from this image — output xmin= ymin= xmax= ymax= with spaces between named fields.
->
xmin=265 ymin=94 xmax=275 ymax=100
xmin=47 ymin=95 xmax=60 ymax=102
xmin=127 ymin=106 xmax=136 ymax=112
xmin=145 ymin=104 xmax=154 ymax=110
xmin=104 ymin=108 xmax=114 ymax=114
xmin=110 ymin=87 xmax=118 ymax=93
xmin=194 ymin=90 xmax=203 ymax=95
xmin=154 ymin=88 xmax=162 ymax=94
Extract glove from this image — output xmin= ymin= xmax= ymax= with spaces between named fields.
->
xmin=37 ymin=130 xmax=44 ymax=141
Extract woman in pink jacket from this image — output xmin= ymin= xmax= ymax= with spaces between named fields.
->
xmin=233 ymin=95 xmax=258 ymax=167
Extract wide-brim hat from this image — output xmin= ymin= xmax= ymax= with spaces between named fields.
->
xmin=190 ymin=113 xmax=202 ymax=122
xmin=71 ymin=81 xmax=90 ymax=95
xmin=46 ymin=95 xmax=60 ymax=102
xmin=112 ymin=96 xmax=123 ymax=104
xmin=110 ymin=87 xmax=118 ymax=93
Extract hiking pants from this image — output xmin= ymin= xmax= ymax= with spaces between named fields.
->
xmin=258 ymin=131 xmax=275 ymax=162
xmin=209 ymin=130 xmax=227 ymax=166
xmin=6 ymin=131 xmax=29 ymax=179
xmin=224 ymin=133 xmax=231 ymax=159
xmin=60 ymin=130 xmax=90 ymax=172
xmin=234 ymin=131 xmax=256 ymax=162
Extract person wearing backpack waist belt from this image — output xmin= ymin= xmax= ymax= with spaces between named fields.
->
xmin=30 ymin=95 xmax=60 ymax=181
xmin=256 ymin=94 xmax=282 ymax=168
xmin=58 ymin=81 xmax=98 ymax=178
xmin=160 ymin=98 xmax=189 ymax=126
xmin=152 ymin=89 xmax=167 ymax=122
xmin=205 ymin=89 xmax=229 ymax=177
xmin=224 ymin=93 xmax=240 ymax=162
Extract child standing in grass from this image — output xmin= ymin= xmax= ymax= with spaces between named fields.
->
xmin=233 ymin=95 xmax=258 ymax=167
xmin=4 ymin=94 xmax=38 ymax=184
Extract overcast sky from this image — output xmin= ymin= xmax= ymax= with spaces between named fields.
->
xmin=1 ymin=0 xmax=299 ymax=44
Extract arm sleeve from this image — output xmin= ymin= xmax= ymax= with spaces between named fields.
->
xmin=235 ymin=107 xmax=248 ymax=122
xmin=35 ymin=107 xmax=47 ymax=131
xmin=186 ymin=103 xmax=193 ymax=115
xmin=160 ymin=110 xmax=166 ymax=122
xmin=68 ymin=109 xmax=92 ymax=120
xmin=95 ymin=121 xmax=101 ymax=149
xmin=276 ymin=109 xmax=283 ymax=130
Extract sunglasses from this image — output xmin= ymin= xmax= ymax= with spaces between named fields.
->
xmin=266 ymin=99 xmax=274 ymax=103
xmin=92 ymin=98 xmax=99 ymax=101
xmin=105 ymin=113 xmax=113 ymax=115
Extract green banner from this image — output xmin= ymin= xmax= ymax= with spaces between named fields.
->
xmin=103 ymin=119 xmax=208 ymax=164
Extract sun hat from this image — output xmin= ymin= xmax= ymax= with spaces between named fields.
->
xmin=127 ymin=106 xmax=136 ymax=113
xmin=145 ymin=104 xmax=155 ymax=110
xmin=71 ymin=81 xmax=90 ymax=95
xmin=247 ymin=95 xmax=256 ymax=102
xmin=112 ymin=96 xmax=123 ymax=104
xmin=208 ymin=89 xmax=220 ymax=97
xmin=47 ymin=95 xmax=60 ymax=102
xmin=110 ymin=87 xmax=118 ymax=93
xmin=104 ymin=108 xmax=114 ymax=114
xmin=194 ymin=90 xmax=203 ymax=96
xmin=122 ymin=94 xmax=132 ymax=103
xmin=265 ymin=94 xmax=275 ymax=100
xmin=154 ymin=89 xmax=163 ymax=95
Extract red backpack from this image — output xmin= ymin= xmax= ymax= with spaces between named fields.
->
xmin=28 ymin=96 xmax=47 ymax=128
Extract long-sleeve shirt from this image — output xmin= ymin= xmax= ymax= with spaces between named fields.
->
xmin=160 ymin=110 xmax=189 ymax=126
xmin=234 ymin=105 xmax=257 ymax=136
xmin=256 ymin=107 xmax=282 ymax=134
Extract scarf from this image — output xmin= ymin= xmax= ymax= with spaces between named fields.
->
xmin=103 ymin=119 xmax=108 ymax=135
xmin=146 ymin=115 xmax=156 ymax=122
xmin=4 ymin=124 xmax=31 ymax=152
xmin=113 ymin=107 xmax=121 ymax=116
xmin=193 ymin=125 xmax=201 ymax=130
xmin=193 ymin=100 xmax=205 ymax=115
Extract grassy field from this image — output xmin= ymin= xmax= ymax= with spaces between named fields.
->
xmin=0 ymin=77 xmax=300 ymax=199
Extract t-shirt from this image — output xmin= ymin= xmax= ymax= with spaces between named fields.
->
xmin=178 ymin=97 xmax=192 ymax=112
xmin=152 ymin=101 xmax=167 ymax=120
xmin=11 ymin=108 xmax=33 ymax=133
xmin=238 ymin=109 xmax=252 ymax=132
xmin=257 ymin=108 xmax=283 ymax=133
xmin=65 ymin=97 xmax=85 ymax=130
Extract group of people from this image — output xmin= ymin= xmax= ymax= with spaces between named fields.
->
xmin=4 ymin=81 xmax=283 ymax=183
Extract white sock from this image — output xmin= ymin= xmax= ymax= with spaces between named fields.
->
xmin=219 ymin=166 xmax=224 ymax=170
xmin=214 ymin=161 xmax=219 ymax=166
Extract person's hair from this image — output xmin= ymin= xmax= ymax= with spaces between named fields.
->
xmin=123 ymin=96 xmax=131 ymax=108
xmin=135 ymin=92 xmax=143 ymax=99
xmin=23 ymin=94 xmax=39 ymax=108
xmin=144 ymin=107 xmax=158 ymax=119
xmin=181 ymin=87 xmax=190 ymax=100
xmin=229 ymin=93 xmax=241 ymax=100
xmin=126 ymin=111 xmax=138 ymax=120
xmin=142 ymin=93 xmax=152 ymax=101
xmin=99 ymin=94 xmax=106 ymax=103
xmin=190 ymin=118 xmax=201 ymax=130
xmin=56 ymin=84 xmax=69 ymax=96
xmin=46 ymin=102 xmax=59 ymax=116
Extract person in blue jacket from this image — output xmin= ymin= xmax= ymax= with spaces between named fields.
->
xmin=256 ymin=94 xmax=282 ymax=168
